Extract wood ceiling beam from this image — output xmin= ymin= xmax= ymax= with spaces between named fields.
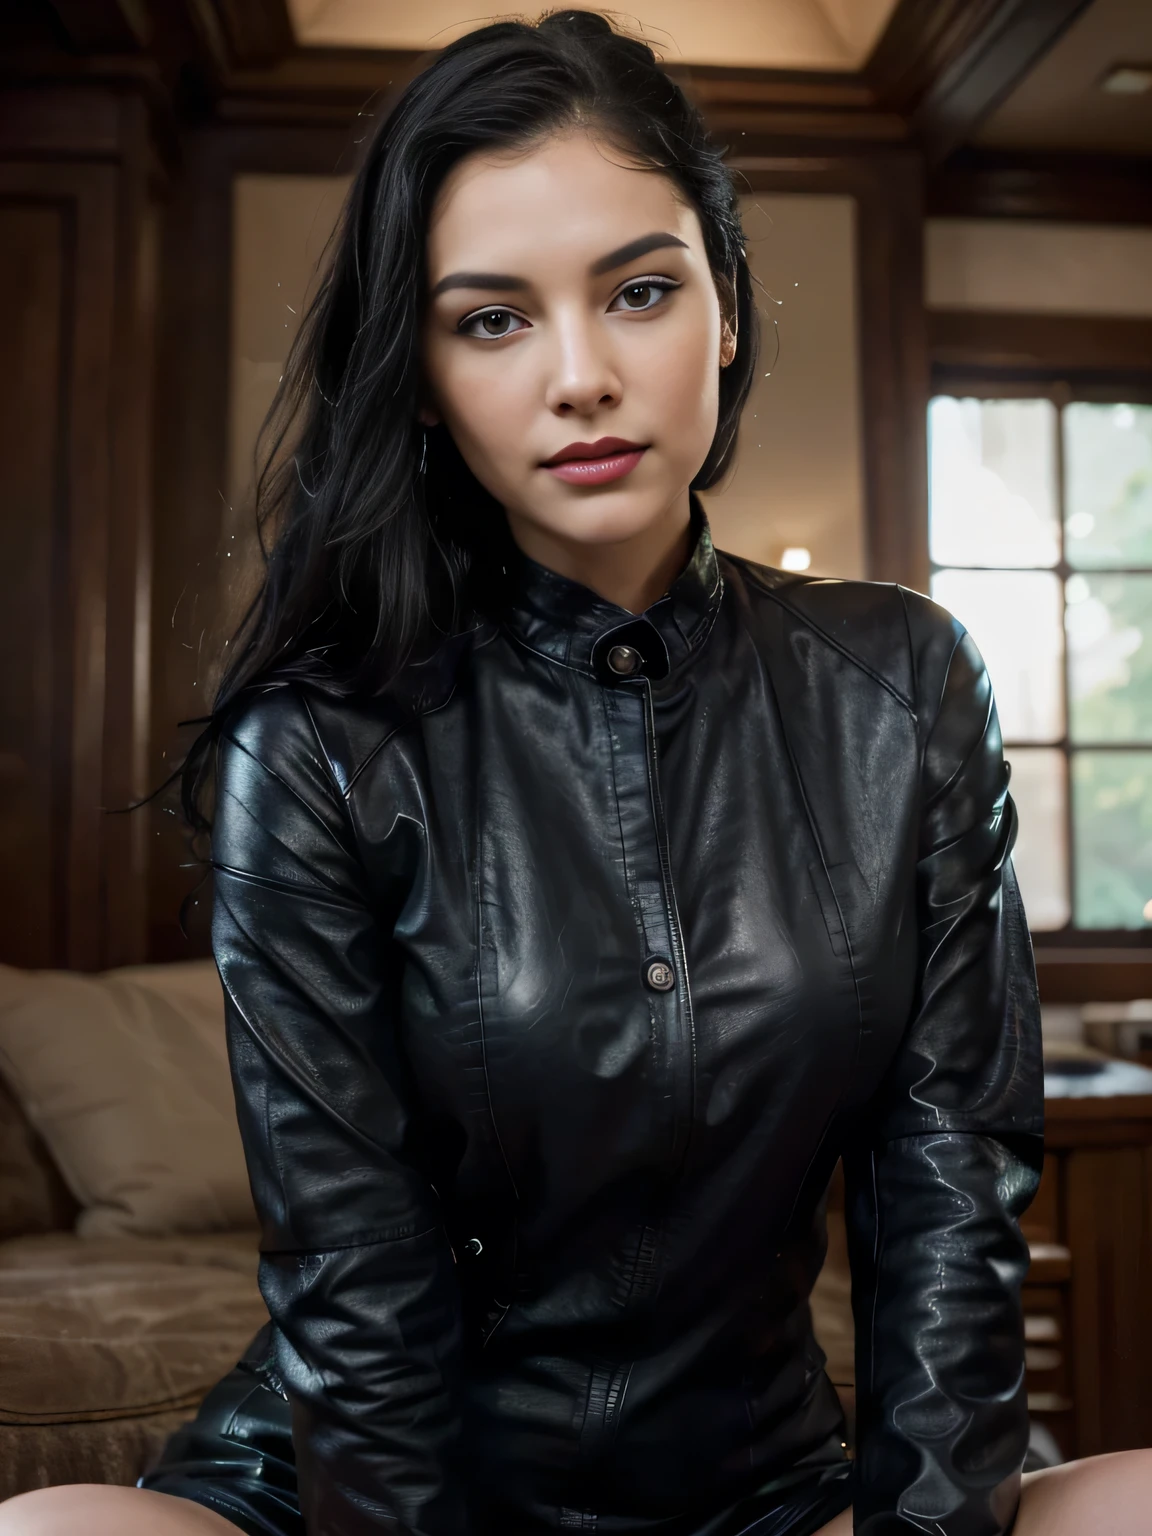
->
xmin=867 ymin=0 xmax=1094 ymax=164
xmin=22 ymin=0 xmax=1133 ymax=178
xmin=928 ymin=147 xmax=1152 ymax=225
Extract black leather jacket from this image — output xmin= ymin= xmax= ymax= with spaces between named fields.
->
xmin=211 ymin=504 xmax=1043 ymax=1536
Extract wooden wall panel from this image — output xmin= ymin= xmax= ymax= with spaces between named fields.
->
xmin=731 ymin=147 xmax=930 ymax=592
xmin=0 ymin=203 xmax=69 ymax=968
xmin=146 ymin=124 xmax=350 ymax=962
xmin=0 ymin=95 xmax=156 ymax=971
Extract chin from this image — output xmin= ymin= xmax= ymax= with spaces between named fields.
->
xmin=530 ymin=484 xmax=688 ymax=548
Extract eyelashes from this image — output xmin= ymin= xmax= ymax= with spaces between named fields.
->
xmin=456 ymin=276 xmax=682 ymax=339
xmin=459 ymin=307 xmax=529 ymax=340
xmin=609 ymin=277 xmax=680 ymax=313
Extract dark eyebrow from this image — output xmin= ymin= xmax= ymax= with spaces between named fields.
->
xmin=429 ymin=231 xmax=689 ymax=300
xmin=429 ymin=271 xmax=529 ymax=299
xmin=589 ymin=231 xmax=689 ymax=276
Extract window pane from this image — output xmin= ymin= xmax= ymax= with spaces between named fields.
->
xmin=932 ymin=569 xmax=1065 ymax=742
xmin=928 ymin=396 xmax=1059 ymax=568
xmin=1006 ymin=748 xmax=1069 ymax=930
xmin=1067 ymin=573 xmax=1152 ymax=743
xmin=1065 ymin=402 xmax=1152 ymax=568
xmin=1072 ymin=751 xmax=1152 ymax=929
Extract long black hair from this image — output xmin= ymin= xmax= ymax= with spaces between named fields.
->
xmin=176 ymin=7 xmax=759 ymax=850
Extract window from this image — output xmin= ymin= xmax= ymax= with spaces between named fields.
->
xmin=927 ymin=390 xmax=1152 ymax=934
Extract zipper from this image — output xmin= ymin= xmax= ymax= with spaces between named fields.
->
xmin=639 ymin=677 xmax=697 ymax=1179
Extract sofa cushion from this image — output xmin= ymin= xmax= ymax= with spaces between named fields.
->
xmin=0 ymin=959 xmax=256 ymax=1238
xmin=0 ymin=1070 xmax=78 ymax=1241
xmin=0 ymin=1408 xmax=196 ymax=1501
xmin=0 ymin=1231 xmax=266 ymax=1427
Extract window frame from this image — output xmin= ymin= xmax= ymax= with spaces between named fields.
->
xmin=927 ymin=368 xmax=1152 ymax=954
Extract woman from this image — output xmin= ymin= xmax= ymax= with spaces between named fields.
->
xmin=4 ymin=11 xmax=1151 ymax=1535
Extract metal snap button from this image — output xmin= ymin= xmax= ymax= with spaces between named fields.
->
xmin=464 ymin=1237 xmax=483 ymax=1257
xmin=607 ymin=644 xmax=641 ymax=676
xmin=645 ymin=958 xmax=675 ymax=992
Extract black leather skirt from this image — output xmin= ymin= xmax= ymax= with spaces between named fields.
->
xmin=139 ymin=1329 xmax=855 ymax=1536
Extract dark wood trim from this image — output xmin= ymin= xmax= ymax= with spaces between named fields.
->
xmin=146 ymin=119 xmax=353 ymax=963
xmin=1045 ymin=1099 xmax=1152 ymax=1144
xmin=929 ymin=149 xmax=1152 ymax=226
xmin=1036 ymin=952 xmax=1152 ymax=1005
xmin=1063 ymin=1145 xmax=1152 ymax=1454
xmin=0 ymin=131 xmax=155 ymax=969
xmin=732 ymin=150 xmax=930 ymax=591
xmin=15 ymin=0 xmax=1139 ymax=172
xmin=868 ymin=0 xmax=1001 ymax=110
xmin=928 ymin=310 xmax=1152 ymax=379
xmin=47 ymin=0 xmax=149 ymax=53
xmin=206 ymin=0 xmax=294 ymax=67
xmin=866 ymin=0 xmax=1093 ymax=164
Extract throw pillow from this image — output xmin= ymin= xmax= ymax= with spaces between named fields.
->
xmin=0 ymin=960 xmax=256 ymax=1238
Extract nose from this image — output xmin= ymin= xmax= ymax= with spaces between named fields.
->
xmin=543 ymin=310 xmax=622 ymax=417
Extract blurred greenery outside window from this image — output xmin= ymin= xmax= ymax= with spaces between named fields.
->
xmin=928 ymin=392 xmax=1152 ymax=934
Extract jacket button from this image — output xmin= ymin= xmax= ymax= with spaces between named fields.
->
xmin=607 ymin=644 xmax=641 ymax=676
xmin=645 ymin=959 xmax=675 ymax=992
xmin=464 ymin=1237 xmax=483 ymax=1256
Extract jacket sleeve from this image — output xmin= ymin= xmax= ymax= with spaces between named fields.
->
xmin=842 ymin=608 xmax=1045 ymax=1536
xmin=210 ymin=685 xmax=468 ymax=1536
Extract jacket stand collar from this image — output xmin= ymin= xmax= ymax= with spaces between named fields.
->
xmin=502 ymin=495 xmax=723 ymax=683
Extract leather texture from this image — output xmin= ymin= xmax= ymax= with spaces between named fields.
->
xmin=157 ymin=503 xmax=1043 ymax=1535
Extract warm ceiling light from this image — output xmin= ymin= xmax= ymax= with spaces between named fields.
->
xmin=1101 ymin=65 xmax=1152 ymax=94
xmin=780 ymin=547 xmax=812 ymax=571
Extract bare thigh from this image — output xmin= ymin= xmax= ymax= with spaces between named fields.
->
xmin=0 ymin=1485 xmax=245 ymax=1535
xmin=811 ymin=1448 xmax=1152 ymax=1536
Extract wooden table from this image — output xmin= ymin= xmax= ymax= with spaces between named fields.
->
xmin=1023 ymin=1060 xmax=1152 ymax=1459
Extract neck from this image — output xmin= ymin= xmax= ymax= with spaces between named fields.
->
xmin=506 ymin=493 xmax=694 ymax=614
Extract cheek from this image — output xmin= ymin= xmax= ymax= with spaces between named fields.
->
xmin=638 ymin=307 xmax=721 ymax=443
xmin=428 ymin=345 xmax=532 ymax=479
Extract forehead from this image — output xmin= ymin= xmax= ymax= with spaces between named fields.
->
xmin=425 ymin=131 xmax=700 ymax=273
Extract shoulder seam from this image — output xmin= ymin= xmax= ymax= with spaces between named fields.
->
xmin=734 ymin=561 xmax=916 ymax=717
xmin=332 ymin=626 xmax=497 ymax=798
xmin=339 ymin=676 xmax=466 ymax=798
xmin=219 ymin=700 xmax=348 ymax=852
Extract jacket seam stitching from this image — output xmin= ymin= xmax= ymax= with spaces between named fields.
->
xmin=222 ymin=978 xmax=403 ymax=1161
xmin=501 ymin=626 xmax=599 ymax=678
xmin=735 ymin=566 xmax=916 ymax=715
xmin=259 ymin=1222 xmax=440 ymax=1256
xmin=338 ymin=683 xmax=462 ymax=799
xmin=218 ymin=727 xmax=353 ymax=868
xmin=474 ymin=786 xmax=522 ymax=1221
xmin=212 ymin=861 xmax=362 ymax=908
xmin=922 ymin=669 xmax=997 ymax=818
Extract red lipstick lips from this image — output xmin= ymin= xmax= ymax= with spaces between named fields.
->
xmin=542 ymin=436 xmax=647 ymax=486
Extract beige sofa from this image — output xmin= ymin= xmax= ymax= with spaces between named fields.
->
xmin=0 ymin=958 xmax=855 ymax=1500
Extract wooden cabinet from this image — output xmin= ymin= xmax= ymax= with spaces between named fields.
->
xmin=1021 ymin=1077 xmax=1152 ymax=1459
xmin=815 ymin=1070 xmax=1152 ymax=1462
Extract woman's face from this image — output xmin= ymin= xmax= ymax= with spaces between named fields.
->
xmin=421 ymin=130 xmax=735 ymax=566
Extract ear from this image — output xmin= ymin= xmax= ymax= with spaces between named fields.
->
xmin=717 ymin=274 xmax=738 ymax=369
xmin=719 ymin=314 xmax=738 ymax=370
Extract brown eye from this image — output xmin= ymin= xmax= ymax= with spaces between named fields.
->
xmin=610 ymin=279 xmax=678 ymax=314
xmin=460 ymin=307 xmax=527 ymax=339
